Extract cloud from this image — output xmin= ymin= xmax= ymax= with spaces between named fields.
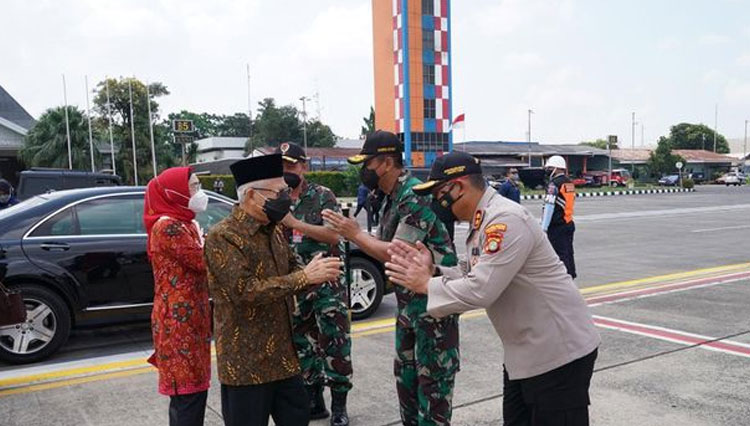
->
xmin=724 ymin=79 xmax=750 ymax=105
xmin=737 ymin=53 xmax=750 ymax=67
xmin=699 ymin=33 xmax=731 ymax=45
xmin=472 ymin=0 xmax=575 ymax=37
xmin=656 ymin=36 xmax=681 ymax=50
xmin=500 ymin=52 xmax=545 ymax=69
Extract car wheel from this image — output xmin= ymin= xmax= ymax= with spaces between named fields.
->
xmin=0 ymin=284 xmax=72 ymax=364
xmin=348 ymin=257 xmax=384 ymax=321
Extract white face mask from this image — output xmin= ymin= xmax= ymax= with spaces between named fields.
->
xmin=188 ymin=190 xmax=209 ymax=213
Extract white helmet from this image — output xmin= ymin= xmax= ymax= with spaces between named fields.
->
xmin=545 ymin=155 xmax=566 ymax=170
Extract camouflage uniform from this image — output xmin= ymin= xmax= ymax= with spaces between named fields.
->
xmin=288 ymin=181 xmax=353 ymax=393
xmin=379 ymin=171 xmax=460 ymax=426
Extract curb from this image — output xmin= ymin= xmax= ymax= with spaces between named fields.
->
xmin=520 ymin=187 xmax=695 ymax=201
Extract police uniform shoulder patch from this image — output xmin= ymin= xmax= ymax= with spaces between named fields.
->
xmin=483 ymin=222 xmax=507 ymax=254
xmin=473 ymin=210 xmax=484 ymax=230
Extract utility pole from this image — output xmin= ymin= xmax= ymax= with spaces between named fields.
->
xmin=62 ymin=74 xmax=72 ymax=170
xmin=146 ymin=81 xmax=157 ymax=177
xmin=85 ymin=76 xmax=95 ymax=172
xmin=300 ymin=96 xmax=310 ymax=152
xmin=128 ymin=79 xmax=138 ymax=186
xmin=106 ymin=78 xmax=116 ymax=175
xmin=527 ymin=109 xmax=533 ymax=166
xmin=640 ymin=123 xmax=644 ymax=147
xmin=702 ymin=133 xmax=706 ymax=151
xmin=246 ymin=64 xmax=253 ymax=156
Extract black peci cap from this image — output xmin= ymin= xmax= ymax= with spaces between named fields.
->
xmin=230 ymin=154 xmax=284 ymax=187
xmin=412 ymin=151 xmax=483 ymax=195
xmin=275 ymin=142 xmax=309 ymax=163
xmin=347 ymin=130 xmax=403 ymax=164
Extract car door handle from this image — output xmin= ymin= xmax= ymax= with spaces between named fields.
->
xmin=40 ymin=242 xmax=70 ymax=251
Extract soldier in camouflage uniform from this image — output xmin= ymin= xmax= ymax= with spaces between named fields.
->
xmin=276 ymin=142 xmax=353 ymax=426
xmin=323 ymin=131 xmax=460 ymax=426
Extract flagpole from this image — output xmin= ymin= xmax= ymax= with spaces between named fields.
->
xmin=247 ymin=64 xmax=253 ymax=156
xmin=62 ymin=74 xmax=73 ymax=170
xmin=85 ymin=75 xmax=95 ymax=172
xmin=128 ymin=78 xmax=138 ymax=185
xmin=146 ymin=80 xmax=157 ymax=177
xmin=106 ymin=78 xmax=116 ymax=175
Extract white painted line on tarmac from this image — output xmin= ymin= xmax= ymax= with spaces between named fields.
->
xmin=575 ymin=204 xmax=750 ymax=223
xmin=593 ymin=315 xmax=750 ymax=359
xmin=691 ymin=224 xmax=750 ymax=233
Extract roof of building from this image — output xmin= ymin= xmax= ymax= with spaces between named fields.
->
xmin=612 ymin=148 xmax=736 ymax=164
xmin=0 ymin=85 xmax=35 ymax=130
xmin=672 ymin=149 xmax=736 ymax=163
xmin=455 ymin=141 xmax=608 ymax=156
xmin=194 ymin=136 xmax=247 ymax=152
xmin=254 ymin=146 xmax=361 ymax=158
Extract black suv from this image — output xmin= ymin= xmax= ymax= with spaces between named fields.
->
xmin=16 ymin=169 xmax=121 ymax=201
xmin=0 ymin=187 xmax=386 ymax=364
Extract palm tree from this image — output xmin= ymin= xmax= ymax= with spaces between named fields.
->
xmin=21 ymin=106 xmax=98 ymax=170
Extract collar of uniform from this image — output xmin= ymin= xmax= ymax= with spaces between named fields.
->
xmin=471 ymin=188 xmax=498 ymax=230
xmin=387 ymin=169 xmax=411 ymax=200
xmin=231 ymin=205 xmax=264 ymax=236
xmin=293 ymin=179 xmax=314 ymax=210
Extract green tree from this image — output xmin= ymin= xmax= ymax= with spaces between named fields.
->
xmin=361 ymin=106 xmax=375 ymax=136
xmin=661 ymin=122 xmax=729 ymax=153
xmin=306 ymin=119 xmax=337 ymax=147
xmin=247 ymin=98 xmax=302 ymax=151
xmin=648 ymin=138 xmax=685 ymax=176
xmin=216 ymin=113 xmax=252 ymax=137
xmin=21 ymin=106 xmax=98 ymax=170
xmin=579 ymin=138 xmax=616 ymax=150
xmin=92 ymin=77 xmax=175 ymax=184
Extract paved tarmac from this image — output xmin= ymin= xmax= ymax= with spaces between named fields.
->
xmin=1 ymin=185 xmax=749 ymax=425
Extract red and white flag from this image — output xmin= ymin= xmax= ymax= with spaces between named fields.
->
xmin=450 ymin=113 xmax=465 ymax=130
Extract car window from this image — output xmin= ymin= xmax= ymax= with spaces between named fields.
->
xmin=21 ymin=177 xmax=58 ymax=196
xmin=195 ymin=198 xmax=233 ymax=231
xmin=29 ymin=208 xmax=76 ymax=237
xmin=77 ymin=196 xmax=145 ymax=235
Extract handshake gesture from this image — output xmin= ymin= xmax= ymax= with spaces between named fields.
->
xmin=303 ymin=253 xmax=342 ymax=285
xmin=385 ymin=240 xmax=434 ymax=295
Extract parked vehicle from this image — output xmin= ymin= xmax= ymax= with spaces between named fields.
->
xmin=687 ymin=172 xmax=705 ymax=184
xmin=0 ymin=187 xmax=388 ymax=364
xmin=722 ymin=172 xmax=743 ymax=186
xmin=16 ymin=169 xmax=121 ymax=201
xmin=658 ymin=175 xmax=680 ymax=186
xmin=610 ymin=169 xmax=632 ymax=187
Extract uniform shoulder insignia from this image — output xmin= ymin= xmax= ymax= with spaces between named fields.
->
xmin=485 ymin=223 xmax=507 ymax=235
xmin=473 ymin=210 xmax=484 ymax=230
xmin=483 ymin=223 xmax=507 ymax=254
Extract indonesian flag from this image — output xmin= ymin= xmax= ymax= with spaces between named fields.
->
xmin=450 ymin=113 xmax=465 ymax=130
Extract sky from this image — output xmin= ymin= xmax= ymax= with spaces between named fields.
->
xmin=2 ymin=0 xmax=749 ymax=147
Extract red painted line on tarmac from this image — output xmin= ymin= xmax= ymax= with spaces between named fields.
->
xmin=584 ymin=271 xmax=750 ymax=306
xmin=593 ymin=316 xmax=750 ymax=358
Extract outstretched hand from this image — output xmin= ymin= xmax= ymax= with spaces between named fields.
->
xmin=321 ymin=209 xmax=361 ymax=241
xmin=385 ymin=240 xmax=434 ymax=294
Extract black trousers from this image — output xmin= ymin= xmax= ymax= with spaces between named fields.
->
xmin=169 ymin=390 xmax=208 ymax=426
xmin=221 ymin=375 xmax=309 ymax=426
xmin=547 ymin=223 xmax=577 ymax=279
xmin=503 ymin=349 xmax=597 ymax=426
